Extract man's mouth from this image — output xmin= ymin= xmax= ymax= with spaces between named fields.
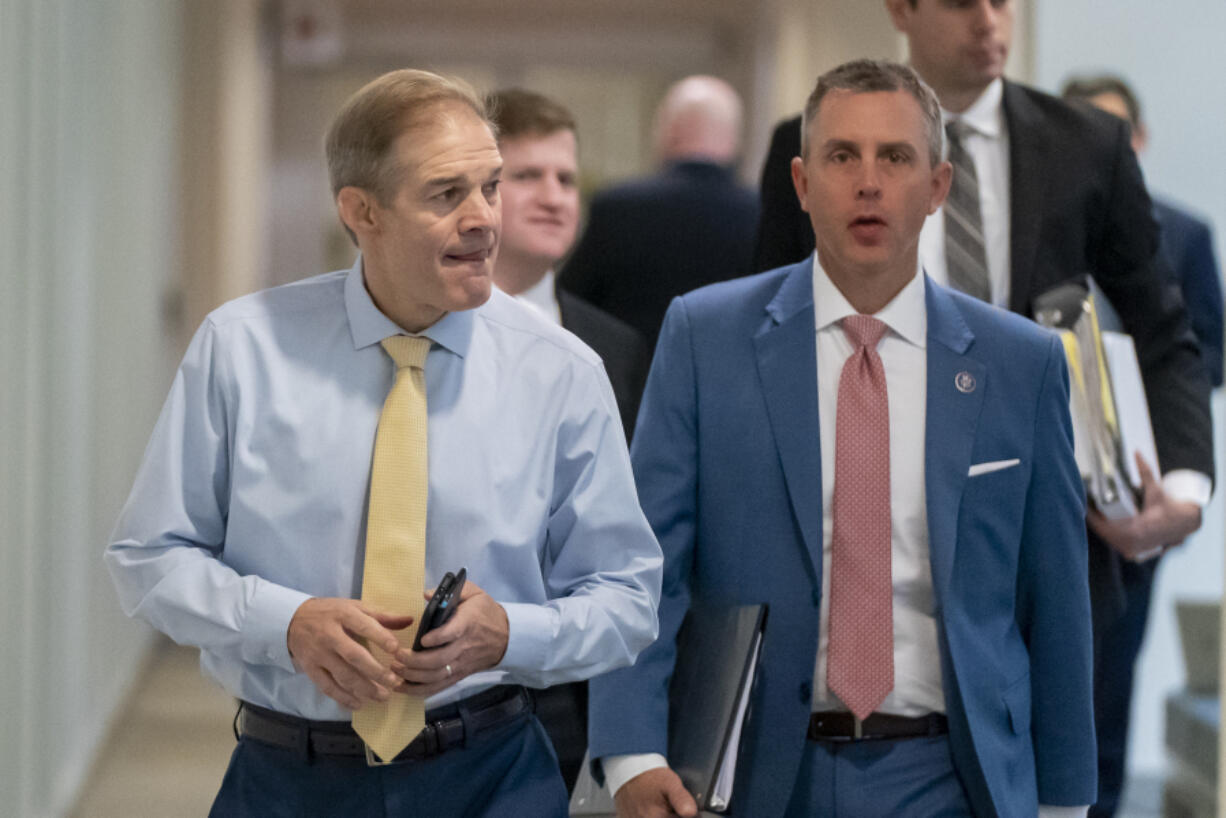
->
xmin=848 ymin=216 xmax=887 ymax=242
xmin=446 ymin=248 xmax=491 ymax=263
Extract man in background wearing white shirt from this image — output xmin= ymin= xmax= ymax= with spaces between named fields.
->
xmin=488 ymin=88 xmax=648 ymax=444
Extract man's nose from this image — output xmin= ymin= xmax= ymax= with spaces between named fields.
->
xmin=970 ymin=0 xmax=998 ymax=32
xmin=856 ymin=164 xmax=883 ymax=199
xmin=458 ymin=189 xmax=497 ymax=232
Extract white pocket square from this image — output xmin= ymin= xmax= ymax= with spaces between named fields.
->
xmin=968 ymin=458 xmax=1020 ymax=477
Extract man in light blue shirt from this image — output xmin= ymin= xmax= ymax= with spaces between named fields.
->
xmin=106 ymin=69 xmax=661 ymax=817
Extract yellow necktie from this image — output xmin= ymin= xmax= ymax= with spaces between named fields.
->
xmin=352 ymin=335 xmax=431 ymax=762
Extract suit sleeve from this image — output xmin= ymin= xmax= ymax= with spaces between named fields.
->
xmin=588 ymin=298 xmax=699 ymax=770
xmin=1017 ymin=336 xmax=1097 ymax=804
xmin=1177 ymin=217 xmax=1223 ymax=387
xmin=1093 ymin=123 xmax=1214 ymax=480
xmin=752 ymin=117 xmax=814 ymax=273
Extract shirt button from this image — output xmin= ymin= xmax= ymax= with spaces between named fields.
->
xmin=799 ymin=681 xmax=812 ymax=703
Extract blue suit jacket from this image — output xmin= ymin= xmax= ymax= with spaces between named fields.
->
xmin=588 ymin=259 xmax=1097 ymax=817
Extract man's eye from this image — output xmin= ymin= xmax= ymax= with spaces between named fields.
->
xmin=483 ymin=180 xmax=500 ymax=198
xmin=436 ymin=188 xmax=461 ymax=202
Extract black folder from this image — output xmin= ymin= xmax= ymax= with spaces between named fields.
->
xmin=667 ymin=603 xmax=768 ymax=813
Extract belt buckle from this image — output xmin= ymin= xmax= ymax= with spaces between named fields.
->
xmin=853 ymin=715 xmax=863 ymax=740
xmin=363 ymin=722 xmax=440 ymax=767
xmin=364 ymin=743 xmax=394 ymax=767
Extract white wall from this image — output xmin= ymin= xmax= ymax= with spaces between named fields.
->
xmin=0 ymin=2 xmax=184 ymax=814
xmin=1033 ymin=0 xmax=1226 ymax=779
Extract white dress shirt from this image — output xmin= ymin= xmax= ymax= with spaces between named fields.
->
xmin=509 ymin=269 xmax=563 ymax=325
xmin=919 ymin=78 xmax=1011 ymax=309
xmin=810 ymin=258 xmax=943 ymax=716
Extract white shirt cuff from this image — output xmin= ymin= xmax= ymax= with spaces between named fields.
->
xmin=1038 ymin=806 xmax=1088 ymax=818
xmin=602 ymin=752 xmax=669 ymax=796
xmin=1163 ymin=469 xmax=1212 ymax=508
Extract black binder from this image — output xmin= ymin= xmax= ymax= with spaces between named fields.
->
xmin=667 ymin=603 xmax=768 ymax=813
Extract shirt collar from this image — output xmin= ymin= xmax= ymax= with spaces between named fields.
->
xmin=811 ymin=254 xmax=927 ymax=349
xmin=345 ymin=255 xmax=474 ymax=358
xmin=943 ymin=77 xmax=1004 ymax=140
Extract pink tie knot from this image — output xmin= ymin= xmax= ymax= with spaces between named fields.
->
xmin=841 ymin=314 xmax=887 ymax=350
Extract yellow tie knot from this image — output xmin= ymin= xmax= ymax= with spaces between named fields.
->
xmin=381 ymin=335 xmax=431 ymax=370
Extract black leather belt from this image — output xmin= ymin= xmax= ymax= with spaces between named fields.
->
xmin=808 ymin=711 xmax=948 ymax=742
xmin=236 ymin=685 xmax=532 ymax=764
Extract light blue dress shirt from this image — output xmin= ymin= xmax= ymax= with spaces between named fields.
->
xmin=106 ymin=260 xmax=662 ymax=720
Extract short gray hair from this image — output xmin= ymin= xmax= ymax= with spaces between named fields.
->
xmin=800 ymin=59 xmax=943 ymax=167
xmin=325 ymin=69 xmax=491 ymax=206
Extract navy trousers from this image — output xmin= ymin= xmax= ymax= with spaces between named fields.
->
xmin=209 ymin=712 xmax=568 ymax=817
xmin=784 ymin=735 xmax=974 ymax=817
xmin=1090 ymin=558 xmax=1159 ymax=818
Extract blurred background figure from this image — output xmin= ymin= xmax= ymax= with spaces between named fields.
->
xmin=559 ymin=75 xmax=760 ymax=350
xmin=1062 ymin=73 xmax=1223 ymax=389
xmin=1061 ymin=72 xmax=1224 ymax=818
xmin=489 ymin=88 xmax=648 ymax=444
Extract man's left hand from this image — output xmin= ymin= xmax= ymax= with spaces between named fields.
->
xmin=389 ymin=580 xmax=509 ymax=696
xmin=1088 ymin=453 xmax=1202 ymax=562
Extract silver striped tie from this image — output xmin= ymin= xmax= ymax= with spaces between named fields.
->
xmin=944 ymin=121 xmax=991 ymax=302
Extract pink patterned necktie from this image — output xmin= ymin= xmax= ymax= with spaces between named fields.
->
xmin=826 ymin=314 xmax=894 ymax=721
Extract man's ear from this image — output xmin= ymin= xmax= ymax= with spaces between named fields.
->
xmin=884 ymin=0 xmax=911 ymax=32
xmin=790 ymin=155 xmax=811 ymax=213
xmin=336 ymin=186 xmax=378 ymax=242
xmin=929 ymin=159 xmax=953 ymax=214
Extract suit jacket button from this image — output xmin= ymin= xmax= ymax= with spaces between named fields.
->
xmin=799 ymin=681 xmax=812 ymax=703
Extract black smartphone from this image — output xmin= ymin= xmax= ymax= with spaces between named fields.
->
xmin=412 ymin=567 xmax=467 ymax=651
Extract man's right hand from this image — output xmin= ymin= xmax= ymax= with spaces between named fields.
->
xmin=286 ymin=597 xmax=415 ymax=710
xmin=614 ymin=767 xmax=699 ymax=818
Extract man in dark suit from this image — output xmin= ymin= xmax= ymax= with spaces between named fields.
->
xmin=559 ymin=75 xmax=760 ymax=350
xmin=1061 ymin=72 xmax=1224 ymax=817
xmin=753 ymin=0 xmax=1212 ymax=740
xmin=488 ymin=88 xmax=648 ymax=443
xmin=590 ymin=59 xmax=1096 ymax=817
xmin=487 ymin=88 xmax=649 ymax=792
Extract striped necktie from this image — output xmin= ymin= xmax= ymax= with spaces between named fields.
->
xmin=943 ymin=120 xmax=991 ymax=303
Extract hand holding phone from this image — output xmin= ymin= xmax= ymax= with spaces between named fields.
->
xmin=412 ymin=567 xmax=467 ymax=651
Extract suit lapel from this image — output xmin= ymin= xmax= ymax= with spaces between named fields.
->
xmin=1003 ymin=81 xmax=1049 ymax=315
xmin=754 ymin=260 xmax=824 ymax=584
xmin=924 ymin=279 xmax=986 ymax=595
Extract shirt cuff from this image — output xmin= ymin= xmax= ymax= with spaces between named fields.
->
xmin=602 ymin=753 xmax=670 ymax=796
xmin=245 ymin=581 xmax=312 ymax=673
xmin=498 ymin=601 xmax=552 ymax=674
xmin=1163 ymin=469 xmax=1212 ymax=508
xmin=1038 ymin=806 xmax=1088 ymax=818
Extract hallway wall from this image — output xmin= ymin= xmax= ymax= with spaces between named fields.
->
xmin=0 ymin=2 xmax=185 ymax=815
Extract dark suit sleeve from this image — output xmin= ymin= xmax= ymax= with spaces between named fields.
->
xmin=752 ymin=117 xmax=814 ymax=272
xmin=1092 ymin=126 xmax=1214 ymax=481
xmin=1175 ymin=217 xmax=1224 ymax=387
xmin=589 ymin=298 xmax=698 ymax=768
xmin=1017 ymin=335 xmax=1097 ymax=804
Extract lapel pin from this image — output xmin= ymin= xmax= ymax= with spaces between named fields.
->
xmin=955 ymin=371 xmax=976 ymax=393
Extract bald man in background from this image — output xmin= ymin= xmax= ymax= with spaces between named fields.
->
xmin=559 ymin=75 xmax=760 ymax=350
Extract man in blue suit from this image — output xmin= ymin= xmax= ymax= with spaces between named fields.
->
xmin=589 ymin=59 xmax=1096 ymax=817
